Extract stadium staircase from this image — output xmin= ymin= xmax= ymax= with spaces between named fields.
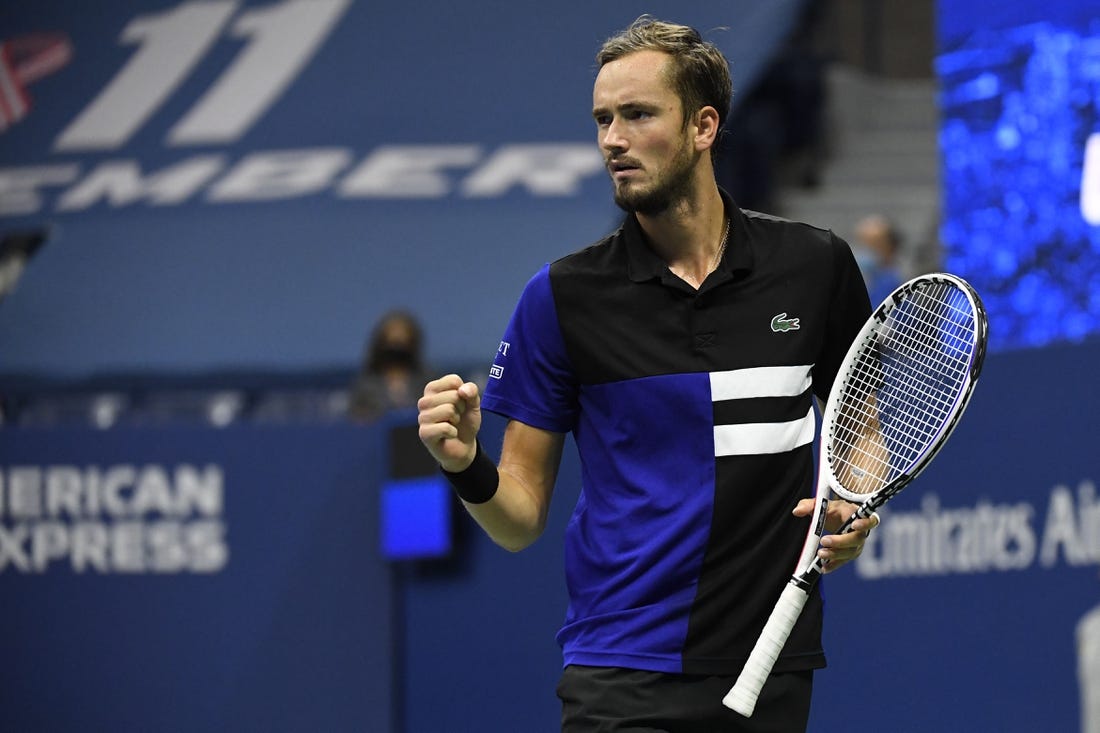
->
xmin=776 ymin=63 xmax=942 ymax=279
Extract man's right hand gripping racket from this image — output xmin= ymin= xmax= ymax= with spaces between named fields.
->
xmin=723 ymin=272 xmax=988 ymax=717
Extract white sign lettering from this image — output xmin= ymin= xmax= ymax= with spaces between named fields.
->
xmin=857 ymin=480 xmax=1100 ymax=579
xmin=1082 ymin=132 xmax=1100 ymax=225
xmin=55 ymin=0 xmax=350 ymax=151
xmin=0 ymin=463 xmax=229 ymax=575
xmin=0 ymin=143 xmax=607 ymax=215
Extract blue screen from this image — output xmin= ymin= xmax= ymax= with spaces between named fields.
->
xmin=381 ymin=476 xmax=453 ymax=560
xmin=936 ymin=1 xmax=1100 ymax=351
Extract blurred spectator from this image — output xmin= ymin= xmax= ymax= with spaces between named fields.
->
xmin=853 ymin=214 xmax=904 ymax=306
xmin=348 ymin=309 xmax=431 ymax=422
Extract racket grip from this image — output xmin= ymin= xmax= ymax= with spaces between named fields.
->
xmin=722 ymin=581 xmax=810 ymax=717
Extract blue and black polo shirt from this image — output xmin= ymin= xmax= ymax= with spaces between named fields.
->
xmin=481 ymin=192 xmax=871 ymax=676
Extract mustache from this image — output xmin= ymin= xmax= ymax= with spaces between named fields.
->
xmin=606 ymin=156 xmax=643 ymax=172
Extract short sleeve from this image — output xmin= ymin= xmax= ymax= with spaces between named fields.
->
xmin=813 ymin=233 xmax=873 ymax=402
xmin=481 ymin=265 xmax=579 ymax=433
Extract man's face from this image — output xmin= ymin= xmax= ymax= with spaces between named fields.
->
xmin=592 ymin=50 xmax=699 ymax=215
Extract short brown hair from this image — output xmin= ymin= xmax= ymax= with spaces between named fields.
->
xmin=597 ymin=15 xmax=732 ymax=134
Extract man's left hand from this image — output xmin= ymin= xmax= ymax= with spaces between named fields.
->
xmin=792 ymin=498 xmax=880 ymax=573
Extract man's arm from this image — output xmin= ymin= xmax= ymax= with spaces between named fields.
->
xmin=418 ymin=374 xmax=564 ymax=552
xmin=469 ymin=420 xmax=563 ymax=552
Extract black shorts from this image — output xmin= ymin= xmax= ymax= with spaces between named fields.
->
xmin=556 ymin=665 xmax=813 ymax=733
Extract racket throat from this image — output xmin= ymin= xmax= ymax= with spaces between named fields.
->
xmin=790 ymin=573 xmax=817 ymax=592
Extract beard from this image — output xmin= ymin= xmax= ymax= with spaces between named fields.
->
xmin=611 ymin=139 xmax=699 ymax=216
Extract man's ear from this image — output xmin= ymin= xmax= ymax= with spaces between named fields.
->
xmin=694 ymin=106 xmax=721 ymax=152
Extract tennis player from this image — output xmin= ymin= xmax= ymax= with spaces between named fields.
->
xmin=418 ymin=16 xmax=878 ymax=732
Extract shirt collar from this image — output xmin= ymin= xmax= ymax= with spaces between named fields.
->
xmin=624 ymin=188 xmax=754 ymax=283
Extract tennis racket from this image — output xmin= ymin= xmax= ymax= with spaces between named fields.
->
xmin=722 ymin=272 xmax=988 ymax=717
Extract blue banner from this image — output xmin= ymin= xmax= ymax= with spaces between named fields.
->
xmin=0 ymin=423 xmax=393 ymax=732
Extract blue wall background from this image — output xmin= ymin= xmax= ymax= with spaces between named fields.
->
xmin=3 ymin=1 xmax=1100 ymax=731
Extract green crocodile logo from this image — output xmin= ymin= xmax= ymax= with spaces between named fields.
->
xmin=770 ymin=313 xmax=801 ymax=332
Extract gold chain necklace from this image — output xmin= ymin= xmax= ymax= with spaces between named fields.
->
xmin=712 ymin=216 xmax=730 ymax=272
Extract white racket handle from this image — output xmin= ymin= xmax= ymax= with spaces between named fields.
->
xmin=722 ymin=581 xmax=810 ymax=717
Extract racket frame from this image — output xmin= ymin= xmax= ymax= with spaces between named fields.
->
xmin=822 ymin=273 xmax=987 ymax=511
xmin=722 ymin=272 xmax=988 ymax=716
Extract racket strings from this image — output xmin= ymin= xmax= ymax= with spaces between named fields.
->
xmin=829 ymin=282 xmax=977 ymax=495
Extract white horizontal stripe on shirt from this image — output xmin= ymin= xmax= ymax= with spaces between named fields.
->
xmin=709 ymin=365 xmax=813 ymax=402
xmin=713 ymin=406 xmax=816 ymax=457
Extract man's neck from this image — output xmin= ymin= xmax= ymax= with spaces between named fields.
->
xmin=637 ymin=181 xmax=727 ymax=288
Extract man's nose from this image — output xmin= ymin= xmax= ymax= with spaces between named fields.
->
xmin=601 ymin=119 xmax=628 ymax=154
